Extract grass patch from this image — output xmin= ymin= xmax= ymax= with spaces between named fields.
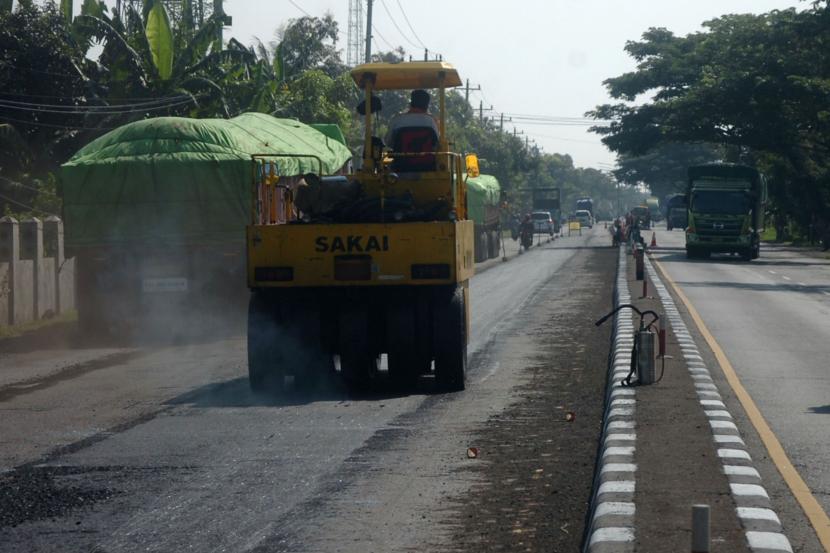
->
xmin=0 ymin=310 xmax=77 ymax=339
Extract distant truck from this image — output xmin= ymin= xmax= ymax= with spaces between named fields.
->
xmin=467 ymin=173 xmax=502 ymax=262
xmin=685 ymin=163 xmax=766 ymax=260
xmin=663 ymin=193 xmax=687 ymax=231
xmin=61 ymin=114 xmax=352 ymax=335
xmin=533 ymin=187 xmax=561 ymax=232
xmin=576 ymin=197 xmax=594 ymax=225
xmin=645 ymin=196 xmax=661 ymax=222
xmin=630 ymin=205 xmax=651 ymax=229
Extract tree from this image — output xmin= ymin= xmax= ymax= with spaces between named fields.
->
xmin=275 ymin=15 xmax=346 ymax=80
xmin=589 ymin=5 xmax=830 ymax=233
xmin=613 ymin=142 xmax=720 ymax=199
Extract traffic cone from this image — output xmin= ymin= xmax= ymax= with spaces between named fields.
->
xmin=650 ymin=232 xmax=657 ymax=248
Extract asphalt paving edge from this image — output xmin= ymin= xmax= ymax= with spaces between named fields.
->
xmin=645 ymin=254 xmax=795 ymax=553
xmin=583 ymin=245 xmax=637 ymax=553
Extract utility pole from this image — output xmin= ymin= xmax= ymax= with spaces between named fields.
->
xmin=364 ymin=0 xmax=374 ymax=63
xmin=213 ymin=0 xmax=231 ymax=51
xmin=464 ymin=79 xmax=481 ymax=104
xmin=499 ymin=114 xmax=512 ymax=132
xmin=479 ymin=101 xmax=493 ymax=124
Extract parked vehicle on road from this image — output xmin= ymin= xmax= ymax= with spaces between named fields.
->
xmin=575 ymin=209 xmax=593 ymax=228
xmin=467 ymin=173 xmax=502 ymax=263
xmin=532 ymin=211 xmax=555 ymax=235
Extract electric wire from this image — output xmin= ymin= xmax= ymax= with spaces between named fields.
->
xmin=395 ymin=0 xmax=428 ymax=50
xmin=378 ymin=0 xmax=421 ymax=50
xmin=287 ymin=0 xmax=311 ymax=17
xmin=0 ymin=95 xmax=192 ymax=110
xmin=0 ymin=114 xmax=122 ymax=131
xmin=0 ymin=176 xmax=43 ymax=194
xmin=0 ymin=97 xmax=195 ymax=115
xmin=0 ymin=191 xmax=59 ymax=217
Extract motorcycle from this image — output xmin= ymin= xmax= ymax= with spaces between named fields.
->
xmin=520 ymin=223 xmax=534 ymax=251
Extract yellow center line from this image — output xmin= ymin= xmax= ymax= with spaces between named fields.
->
xmin=651 ymin=256 xmax=830 ymax=552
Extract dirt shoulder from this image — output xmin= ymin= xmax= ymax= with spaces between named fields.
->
xmin=447 ymin=245 xmax=617 ymax=552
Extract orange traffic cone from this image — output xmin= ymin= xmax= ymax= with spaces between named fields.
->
xmin=650 ymin=232 xmax=657 ymax=248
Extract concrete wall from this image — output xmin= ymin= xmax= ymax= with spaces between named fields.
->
xmin=0 ymin=216 xmax=75 ymax=327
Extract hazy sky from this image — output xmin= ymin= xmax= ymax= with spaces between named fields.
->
xmin=222 ymin=0 xmax=806 ymax=170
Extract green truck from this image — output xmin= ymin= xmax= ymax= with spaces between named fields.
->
xmin=685 ymin=163 xmax=766 ymax=260
xmin=467 ymin=173 xmax=502 ymax=263
xmin=61 ymin=113 xmax=352 ymax=334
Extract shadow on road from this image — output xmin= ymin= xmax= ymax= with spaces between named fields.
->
xmin=808 ymin=404 xmax=830 ymax=414
xmin=165 ymin=374 xmax=437 ymax=408
xmin=675 ymin=280 xmax=830 ymax=295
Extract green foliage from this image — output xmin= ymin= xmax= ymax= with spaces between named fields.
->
xmin=145 ymin=1 xmax=174 ymax=80
xmin=590 ymin=4 xmax=830 ymax=233
xmin=614 ymin=143 xmax=721 ymax=199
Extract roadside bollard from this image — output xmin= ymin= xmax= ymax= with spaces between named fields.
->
xmin=692 ymin=504 xmax=710 ymax=552
xmin=635 ymin=247 xmax=644 ymax=280
xmin=658 ymin=313 xmax=666 ymax=356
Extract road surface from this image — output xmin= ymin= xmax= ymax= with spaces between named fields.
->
xmin=0 ymin=228 xmax=614 ymax=553
xmin=649 ymin=226 xmax=830 ymax=549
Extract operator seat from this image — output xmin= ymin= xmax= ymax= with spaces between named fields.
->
xmin=391 ymin=126 xmax=438 ymax=172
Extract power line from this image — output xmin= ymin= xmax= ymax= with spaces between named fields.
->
xmin=378 ymin=0 xmax=420 ymax=50
xmin=0 ymin=96 xmax=192 ymax=110
xmin=0 ymin=97 xmax=194 ymax=115
xmin=0 ymin=114 xmax=122 ymax=131
xmin=287 ymin=0 xmax=311 ymax=17
xmin=395 ymin=0 xmax=428 ymax=50
xmin=0 ymin=191 xmax=58 ymax=217
xmin=0 ymin=176 xmax=42 ymax=194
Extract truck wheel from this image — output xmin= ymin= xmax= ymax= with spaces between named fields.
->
xmin=247 ymin=292 xmax=284 ymax=393
xmin=433 ymin=286 xmax=467 ymax=392
xmin=739 ymin=248 xmax=753 ymax=261
xmin=751 ymin=241 xmax=761 ymax=260
xmin=489 ymin=230 xmax=500 ymax=258
xmin=386 ymin=299 xmax=421 ymax=391
xmin=338 ymin=304 xmax=377 ymax=391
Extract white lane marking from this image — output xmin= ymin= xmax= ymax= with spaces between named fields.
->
xmin=603 ymin=446 xmax=635 ymax=458
xmin=730 ymin=483 xmax=770 ymax=498
xmin=737 ymin=507 xmax=781 ymax=524
xmin=595 ymin=502 xmax=636 ymax=518
xmin=589 ymin=527 xmax=635 ymax=546
xmin=601 ymin=463 xmax=636 ymax=474
xmin=610 ymin=398 xmax=636 ymax=407
xmin=769 ymin=270 xmax=777 ymax=275
xmin=724 ymin=465 xmax=761 ymax=478
xmin=710 ymin=420 xmax=739 ymax=431
xmin=746 ymin=531 xmax=793 ymax=552
xmin=798 ymin=282 xmax=807 ymax=287
xmin=608 ymin=407 xmax=635 ymax=419
xmin=705 ymin=410 xmax=733 ymax=419
xmin=605 ymin=433 xmax=636 ymax=443
xmin=597 ymin=481 xmax=635 ymax=495
xmin=823 ymin=291 xmax=830 ymax=297
xmin=782 ymin=275 xmax=791 ymax=281
xmin=700 ymin=399 xmax=725 ymax=408
xmin=714 ymin=434 xmax=746 ymax=445
xmin=719 ymin=448 xmax=752 ymax=461
xmin=607 ymin=420 xmax=635 ymax=430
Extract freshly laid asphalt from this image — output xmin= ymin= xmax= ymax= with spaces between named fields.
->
xmin=0 ymin=228 xmax=613 ymax=553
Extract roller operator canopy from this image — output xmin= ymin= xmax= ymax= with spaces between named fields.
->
xmin=350 ymin=61 xmax=462 ymax=90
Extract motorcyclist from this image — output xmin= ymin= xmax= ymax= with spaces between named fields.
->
xmin=520 ymin=213 xmax=534 ymax=249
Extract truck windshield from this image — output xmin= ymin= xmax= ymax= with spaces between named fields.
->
xmin=691 ymin=190 xmax=749 ymax=214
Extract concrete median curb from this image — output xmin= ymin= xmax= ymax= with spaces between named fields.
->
xmin=584 ymin=246 xmax=637 ymax=553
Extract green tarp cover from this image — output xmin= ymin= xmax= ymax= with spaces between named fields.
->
xmin=61 ymin=113 xmax=353 ymax=247
xmin=310 ymin=123 xmax=348 ymax=146
xmin=466 ymin=174 xmax=501 ymax=225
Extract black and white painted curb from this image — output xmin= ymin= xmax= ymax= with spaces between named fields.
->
xmin=585 ymin=246 xmax=637 ymax=553
xmin=644 ymin=255 xmax=793 ymax=553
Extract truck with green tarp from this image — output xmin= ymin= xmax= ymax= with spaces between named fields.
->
xmin=685 ymin=163 xmax=766 ymax=260
xmin=466 ymin=173 xmax=502 ymax=262
xmin=60 ymin=113 xmax=352 ymax=334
